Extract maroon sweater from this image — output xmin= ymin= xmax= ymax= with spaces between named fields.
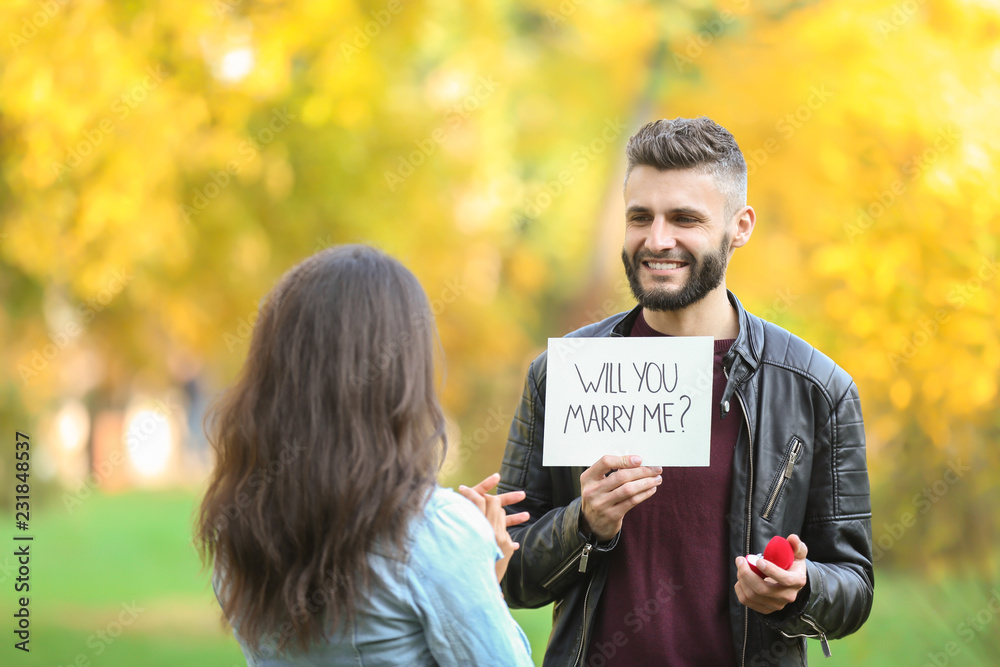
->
xmin=584 ymin=310 xmax=740 ymax=666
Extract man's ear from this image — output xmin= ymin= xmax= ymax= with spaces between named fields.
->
xmin=730 ymin=206 xmax=756 ymax=250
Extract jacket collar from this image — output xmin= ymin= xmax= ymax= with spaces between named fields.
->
xmin=610 ymin=305 xmax=642 ymax=337
xmin=721 ymin=290 xmax=762 ymax=418
xmin=725 ymin=290 xmax=762 ymax=373
xmin=606 ymin=292 xmax=762 ymax=419
xmin=609 ymin=292 xmax=762 ymax=359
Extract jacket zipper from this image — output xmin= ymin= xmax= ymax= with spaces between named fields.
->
xmin=574 ymin=574 xmax=595 ymax=667
xmin=578 ymin=543 xmax=593 ymax=572
xmin=805 ymin=615 xmax=832 ymax=657
xmin=540 ymin=541 xmax=593 ymax=590
xmin=735 ymin=388 xmax=753 ymax=667
xmin=783 ymin=614 xmax=832 ymax=657
xmin=762 ymin=437 xmax=802 ymax=520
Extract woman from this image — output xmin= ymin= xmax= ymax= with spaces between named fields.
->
xmin=196 ymin=245 xmax=532 ymax=666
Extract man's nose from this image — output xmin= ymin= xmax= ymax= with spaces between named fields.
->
xmin=647 ymin=219 xmax=677 ymax=252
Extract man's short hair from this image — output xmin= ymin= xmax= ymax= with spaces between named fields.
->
xmin=624 ymin=116 xmax=747 ymax=220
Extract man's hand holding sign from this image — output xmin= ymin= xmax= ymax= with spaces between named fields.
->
xmin=498 ymin=118 xmax=873 ymax=664
xmin=546 ymin=337 xmax=711 ymax=541
xmin=579 ymin=454 xmax=663 ymax=541
xmin=547 ymin=336 xmax=807 ymax=608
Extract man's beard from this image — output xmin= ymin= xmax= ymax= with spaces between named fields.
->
xmin=621 ymin=235 xmax=730 ymax=311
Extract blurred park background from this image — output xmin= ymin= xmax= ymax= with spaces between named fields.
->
xmin=1 ymin=0 xmax=999 ymax=664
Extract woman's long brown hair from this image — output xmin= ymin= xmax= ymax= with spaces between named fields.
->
xmin=195 ymin=245 xmax=446 ymax=652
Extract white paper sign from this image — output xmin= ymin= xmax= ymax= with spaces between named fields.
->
xmin=543 ymin=336 xmax=715 ymax=467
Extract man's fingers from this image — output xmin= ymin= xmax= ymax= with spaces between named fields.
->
xmin=582 ymin=454 xmax=644 ymax=481
xmin=787 ymin=534 xmax=808 ymax=560
xmin=594 ymin=482 xmax=660 ymax=524
xmin=616 ymin=484 xmax=658 ymax=509
xmin=583 ymin=464 xmax=663 ymax=492
xmin=581 ymin=473 xmax=662 ymax=531
xmin=734 ymin=581 xmax=746 ymax=605
xmin=734 ymin=554 xmax=806 ymax=613
xmin=735 ymin=556 xmax=770 ymax=595
xmin=757 ymin=561 xmax=795 ymax=587
xmin=607 ymin=474 xmax=662 ymax=506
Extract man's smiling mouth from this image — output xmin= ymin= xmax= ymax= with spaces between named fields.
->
xmin=645 ymin=260 xmax=687 ymax=271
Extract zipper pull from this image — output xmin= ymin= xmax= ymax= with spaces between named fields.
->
xmin=803 ymin=615 xmax=832 ymax=658
xmin=578 ymin=543 xmax=593 ymax=573
xmin=820 ymin=633 xmax=831 ymax=657
xmin=783 ymin=438 xmax=802 ymax=479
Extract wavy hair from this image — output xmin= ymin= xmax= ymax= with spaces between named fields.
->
xmin=195 ymin=244 xmax=446 ymax=652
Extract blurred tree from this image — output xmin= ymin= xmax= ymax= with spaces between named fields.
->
xmin=656 ymin=0 xmax=1000 ymax=572
xmin=1 ymin=0 xmax=997 ymax=575
xmin=0 ymin=0 xmax=675 ymax=496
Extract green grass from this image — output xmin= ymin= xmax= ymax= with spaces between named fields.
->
xmin=512 ymin=574 xmax=1000 ymax=666
xmin=2 ymin=490 xmax=997 ymax=665
xmin=1 ymin=489 xmax=245 ymax=667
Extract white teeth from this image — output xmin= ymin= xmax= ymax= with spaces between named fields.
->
xmin=648 ymin=261 xmax=683 ymax=270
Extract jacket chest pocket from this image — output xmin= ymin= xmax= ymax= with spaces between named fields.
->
xmin=760 ymin=435 xmax=803 ymax=521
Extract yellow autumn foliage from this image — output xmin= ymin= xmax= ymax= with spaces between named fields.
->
xmin=1 ymin=0 xmax=997 ymax=569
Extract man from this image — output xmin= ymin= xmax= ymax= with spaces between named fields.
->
xmin=498 ymin=117 xmax=873 ymax=666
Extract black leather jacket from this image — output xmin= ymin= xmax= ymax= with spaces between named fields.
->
xmin=498 ymin=292 xmax=874 ymax=666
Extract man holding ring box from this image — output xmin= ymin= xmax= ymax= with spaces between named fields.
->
xmin=498 ymin=117 xmax=874 ymax=666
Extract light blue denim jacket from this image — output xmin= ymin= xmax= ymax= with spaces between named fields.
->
xmin=218 ymin=487 xmax=533 ymax=666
